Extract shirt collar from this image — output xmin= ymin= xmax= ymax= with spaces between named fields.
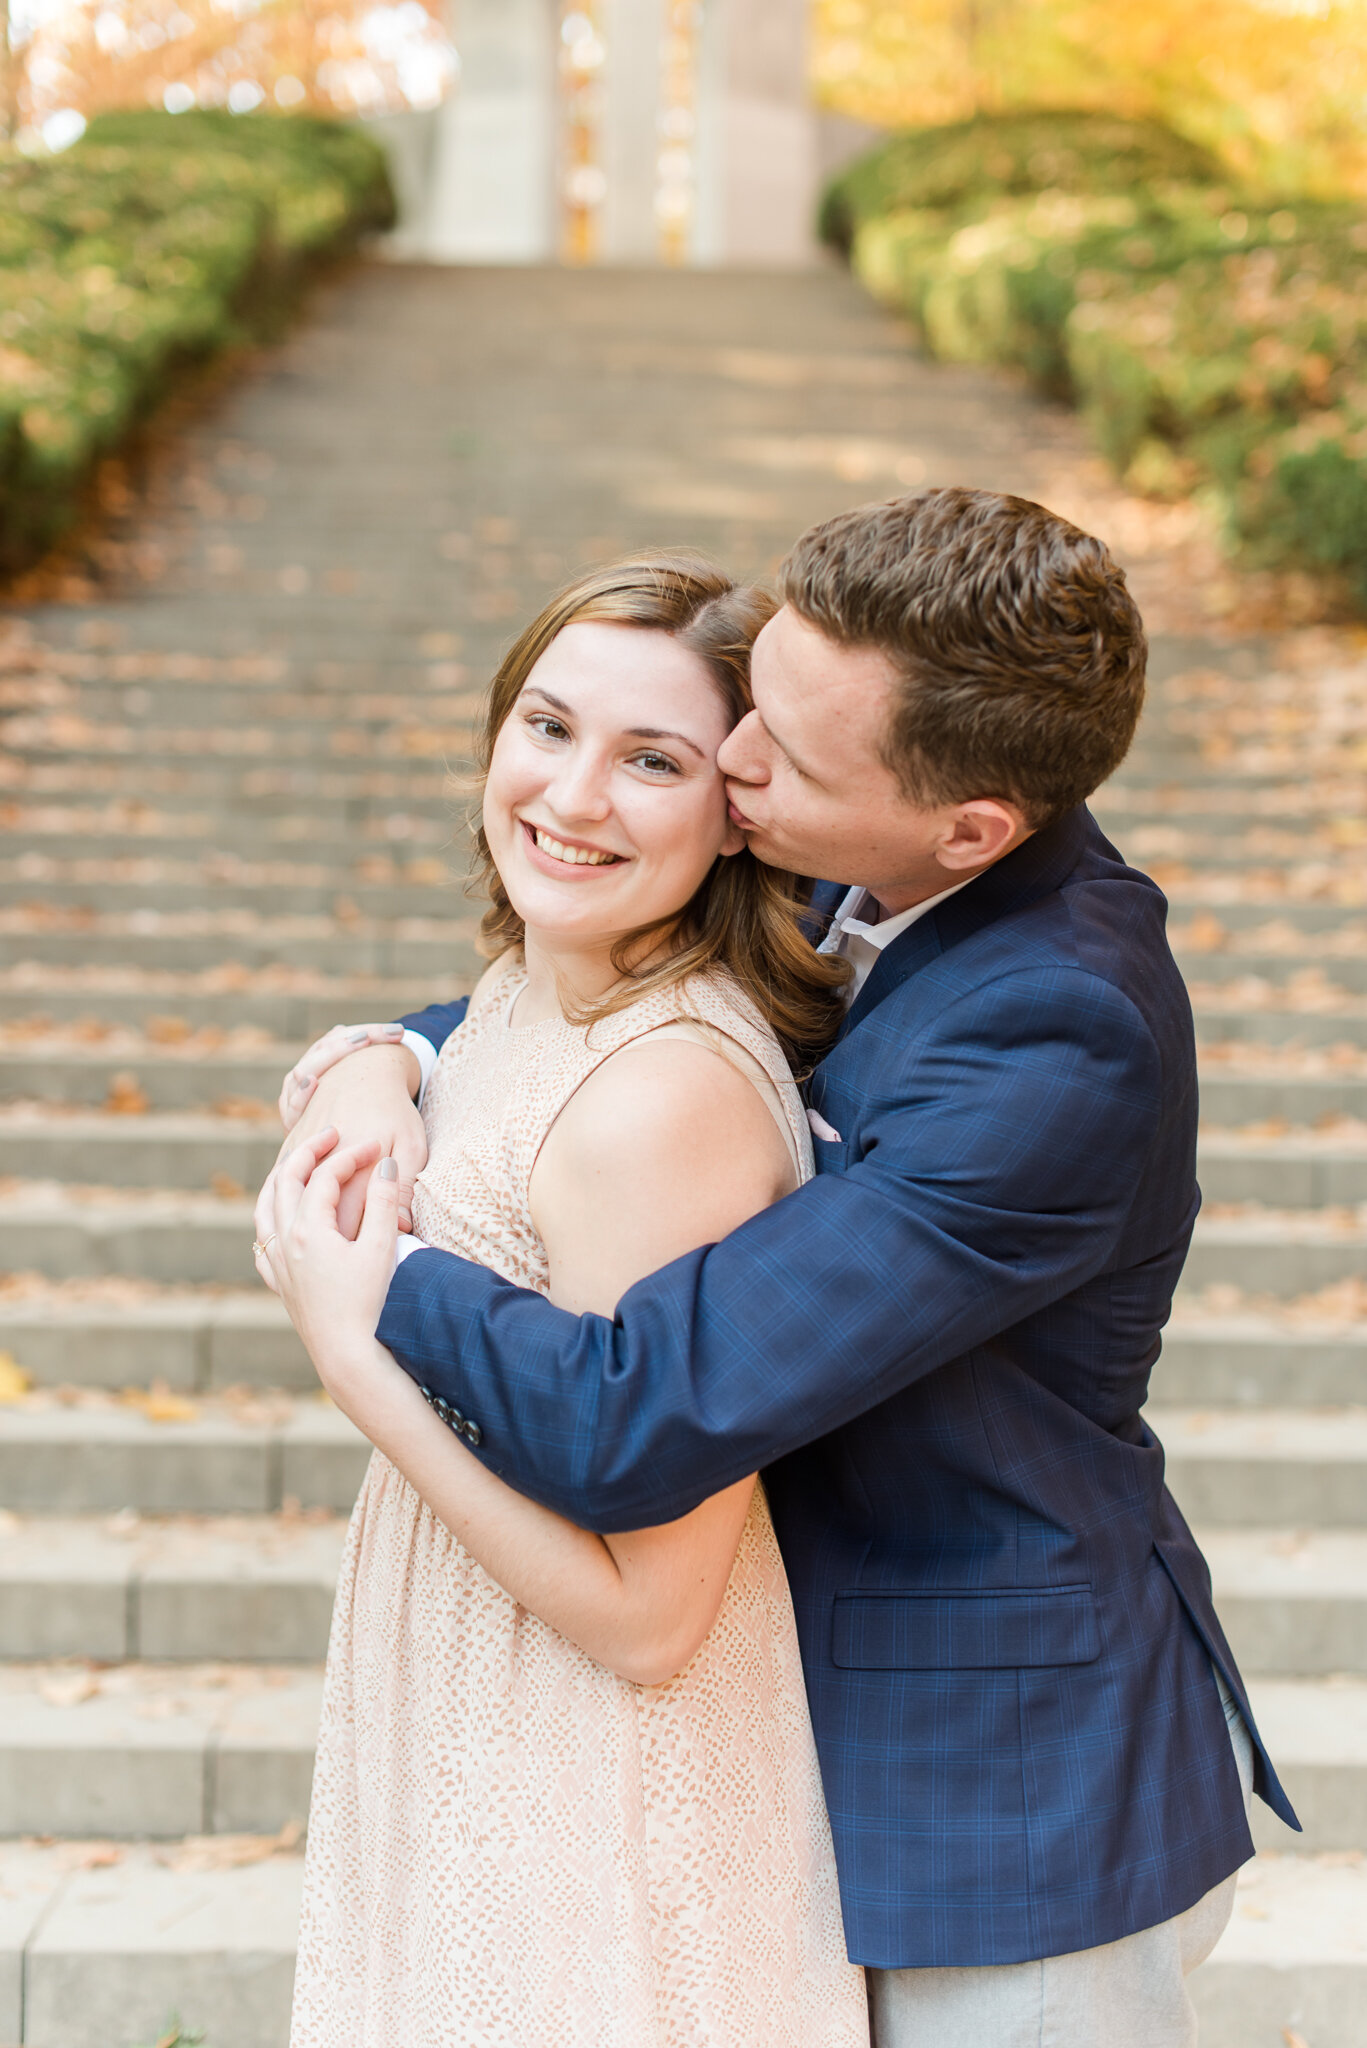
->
xmin=817 ymin=874 xmax=976 ymax=957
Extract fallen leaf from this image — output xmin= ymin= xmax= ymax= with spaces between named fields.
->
xmin=143 ymin=1014 xmax=191 ymax=1044
xmin=104 ymin=1070 xmax=150 ymax=1115
xmin=0 ymin=1352 xmax=31 ymax=1403
xmin=38 ymin=1668 xmax=99 ymax=1708
xmin=1282 ymin=2032 xmax=1310 ymax=2048
xmin=209 ymin=1171 xmax=245 ymax=1199
xmin=121 ymin=1380 xmax=198 ymax=1424
xmin=158 ymin=1817 xmax=302 ymax=1872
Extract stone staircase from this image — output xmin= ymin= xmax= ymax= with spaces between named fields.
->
xmin=0 ymin=262 xmax=1363 ymax=2045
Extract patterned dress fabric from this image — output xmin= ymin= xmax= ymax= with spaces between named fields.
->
xmin=291 ymin=957 xmax=869 ymax=2047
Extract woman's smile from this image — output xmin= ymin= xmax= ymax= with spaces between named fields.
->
xmin=520 ymin=818 xmax=629 ymax=875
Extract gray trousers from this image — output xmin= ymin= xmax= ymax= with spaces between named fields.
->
xmin=868 ymin=1677 xmax=1255 ymax=2048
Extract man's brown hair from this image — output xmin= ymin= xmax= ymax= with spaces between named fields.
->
xmin=780 ymin=487 xmax=1146 ymax=827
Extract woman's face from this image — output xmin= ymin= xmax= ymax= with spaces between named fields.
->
xmin=483 ymin=620 xmax=747 ymax=950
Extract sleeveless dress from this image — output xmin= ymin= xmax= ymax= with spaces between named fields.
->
xmin=291 ymin=958 xmax=869 ymax=2048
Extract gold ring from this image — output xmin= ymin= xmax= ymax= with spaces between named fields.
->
xmin=252 ymin=1235 xmax=276 ymax=1257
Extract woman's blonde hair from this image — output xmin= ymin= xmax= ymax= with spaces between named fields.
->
xmin=469 ymin=551 xmax=849 ymax=1074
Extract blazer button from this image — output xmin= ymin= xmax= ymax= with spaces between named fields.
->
xmin=462 ymin=1420 xmax=482 ymax=1448
xmin=433 ymin=1396 xmax=451 ymax=1422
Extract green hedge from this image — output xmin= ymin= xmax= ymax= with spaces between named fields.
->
xmin=827 ymin=114 xmax=1367 ymax=596
xmin=0 ymin=110 xmax=394 ymax=574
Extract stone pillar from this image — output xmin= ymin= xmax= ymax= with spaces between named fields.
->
xmin=423 ymin=0 xmax=558 ymax=263
xmin=694 ymin=0 xmax=817 ymax=266
xmin=598 ymin=0 xmax=667 ymax=263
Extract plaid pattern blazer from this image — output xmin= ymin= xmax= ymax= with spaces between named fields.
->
xmin=381 ymin=807 xmax=1296 ymax=1969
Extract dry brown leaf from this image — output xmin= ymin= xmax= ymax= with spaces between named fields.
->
xmin=120 ymin=1380 xmax=199 ymax=1424
xmin=159 ymin=1817 xmax=302 ymax=1872
xmin=1282 ymin=2032 xmax=1310 ymax=2048
xmin=144 ymin=1014 xmax=191 ymax=1044
xmin=209 ymin=1171 xmax=245 ymax=1199
xmin=0 ymin=1352 xmax=32 ymax=1404
xmin=104 ymin=1070 xmax=150 ymax=1115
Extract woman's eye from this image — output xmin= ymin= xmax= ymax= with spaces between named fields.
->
xmin=632 ymin=751 xmax=680 ymax=776
xmin=528 ymin=715 xmax=569 ymax=741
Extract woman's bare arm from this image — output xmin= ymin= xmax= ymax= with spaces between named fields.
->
xmin=273 ymin=1039 xmax=796 ymax=1685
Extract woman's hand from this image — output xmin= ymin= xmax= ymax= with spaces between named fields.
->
xmin=254 ymin=1126 xmax=401 ymax=1395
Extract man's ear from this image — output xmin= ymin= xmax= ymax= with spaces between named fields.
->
xmin=937 ymin=799 xmax=1031 ymax=872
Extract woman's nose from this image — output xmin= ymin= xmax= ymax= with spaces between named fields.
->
xmin=717 ymin=710 xmax=767 ymax=784
xmin=545 ymin=749 xmax=613 ymax=821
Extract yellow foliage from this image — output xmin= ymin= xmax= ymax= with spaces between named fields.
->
xmin=0 ymin=1352 xmax=32 ymax=1404
xmin=812 ymin=0 xmax=1367 ymax=197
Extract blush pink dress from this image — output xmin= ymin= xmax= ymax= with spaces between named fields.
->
xmin=290 ymin=957 xmax=869 ymax=2048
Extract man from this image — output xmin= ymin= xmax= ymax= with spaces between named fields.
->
xmin=273 ymin=489 xmax=1294 ymax=2044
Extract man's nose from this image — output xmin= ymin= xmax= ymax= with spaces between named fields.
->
xmin=718 ymin=710 xmax=767 ymax=782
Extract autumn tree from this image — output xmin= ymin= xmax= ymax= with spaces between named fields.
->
xmin=813 ymin=0 xmax=1367 ymax=196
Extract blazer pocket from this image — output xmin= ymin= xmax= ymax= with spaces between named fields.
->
xmin=832 ymin=1586 xmax=1100 ymax=1670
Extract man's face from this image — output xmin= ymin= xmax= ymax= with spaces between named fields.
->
xmin=718 ymin=606 xmax=1026 ymax=911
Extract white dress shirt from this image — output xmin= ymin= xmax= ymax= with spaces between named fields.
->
xmin=817 ymin=876 xmax=975 ymax=1003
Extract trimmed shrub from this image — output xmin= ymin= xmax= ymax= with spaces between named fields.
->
xmin=819 ymin=110 xmax=1223 ymax=251
xmin=0 ymin=110 xmax=394 ymax=574
xmin=830 ymin=115 xmax=1367 ymax=597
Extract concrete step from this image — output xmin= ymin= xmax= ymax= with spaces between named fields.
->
xmin=1198 ymin=1072 xmax=1367 ymax=1124
xmin=0 ymin=1835 xmax=300 ymax=2048
xmin=0 ymin=965 xmax=467 ymax=1036
xmin=1191 ymin=1852 xmax=1367 ymax=2048
xmin=0 ymin=1395 xmax=367 ymax=1514
xmin=1182 ymin=1209 xmax=1367 ymax=1297
xmin=1195 ymin=1004 xmax=1367 ymax=1049
xmin=1154 ymin=1318 xmax=1367 ymax=1407
xmin=1201 ymin=1527 xmax=1367 ymax=1674
xmin=0 ymin=918 xmax=478 ymax=975
xmin=0 ymin=1184 xmax=262 ymax=1285
xmin=0 ymin=1289 xmax=311 ymax=1391
xmin=0 ymin=871 xmax=459 ymax=921
xmin=1175 ymin=944 xmax=1367 ymax=998
xmin=0 ymin=1512 xmax=347 ymax=1661
xmin=0 ymin=1662 xmax=320 ymax=1838
xmin=1197 ymin=1131 xmax=1367 ymax=1206
xmin=1246 ymin=1677 xmax=1367 ymax=1853
xmin=1 ymin=1508 xmax=1360 ymax=1674
xmin=1154 ymin=1408 xmax=1367 ymax=1527
xmin=0 ymin=1839 xmax=1358 ymax=2048
xmin=0 ymin=1109 xmax=280 ymax=1189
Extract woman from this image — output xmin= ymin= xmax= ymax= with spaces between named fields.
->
xmin=258 ymin=556 xmax=869 ymax=2046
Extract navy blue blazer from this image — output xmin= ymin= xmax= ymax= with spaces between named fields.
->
xmin=379 ymin=807 xmax=1296 ymax=1969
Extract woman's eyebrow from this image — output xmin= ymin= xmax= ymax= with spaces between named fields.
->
xmin=626 ymin=725 xmax=706 ymax=760
xmin=521 ymin=687 xmax=706 ymax=761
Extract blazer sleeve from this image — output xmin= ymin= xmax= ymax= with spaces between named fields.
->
xmin=397 ymin=997 xmax=470 ymax=1051
xmin=376 ymin=965 xmax=1169 ymax=1530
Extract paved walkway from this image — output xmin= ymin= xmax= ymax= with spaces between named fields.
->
xmin=0 ymin=263 xmax=1364 ymax=2047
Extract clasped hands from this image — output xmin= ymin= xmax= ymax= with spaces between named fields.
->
xmin=253 ymin=1030 xmax=431 ymax=1386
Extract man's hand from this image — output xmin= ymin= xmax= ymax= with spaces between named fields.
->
xmin=278 ymin=1021 xmax=410 ymax=1131
xmin=264 ymin=1041 xmax=427 ymax=1256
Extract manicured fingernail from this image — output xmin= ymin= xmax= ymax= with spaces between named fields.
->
xmin=378 ymin=1157 xmax=398 ymax=1181
xmin=298 ymin=1074 xmax=315 ymax=1091
xmin=346 ymin=1028 xmax=369 ymax=1044
xmin=381 ymin=1023 xmax=405 ymax=1037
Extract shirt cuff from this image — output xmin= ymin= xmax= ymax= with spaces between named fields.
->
xmin=400 ymin=1029 xmax=439 ymax=1108
xmin=393 ymin=1231 xmax=431 ymax=1277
